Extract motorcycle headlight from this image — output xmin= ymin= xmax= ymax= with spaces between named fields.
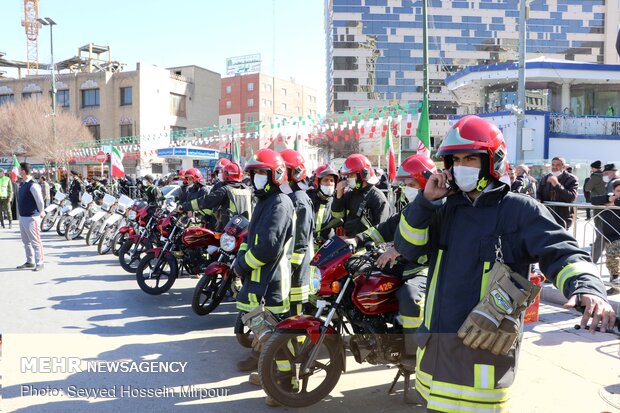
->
xmin=220 ymin=233 xmax=236 ymax=252
xmin=128 ymin=210 xmax=137 ymax=220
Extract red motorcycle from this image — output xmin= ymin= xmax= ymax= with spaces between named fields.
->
xmin=192 ymin=214 xmax=249 ymax=315
xmin=118 ymin=203 xmax=162 ymax=273
xmin=257 ymin=236 xmax=410 ymax=407
xmin=135 ymin=212 xmax=220 ymax=295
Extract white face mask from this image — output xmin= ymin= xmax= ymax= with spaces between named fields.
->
xmin=453 ymin=165 xmax=480 ymax=192
xmin=142 ymin=180 xmax=148 ymax=186
xmin=403 ymin=187 xmax=419 ymax=202
xmin=253 ymin=174 xmax=269 ymax=191
xmin=551 ymin=170 xmax=561 ymax=177
xmin=217 ymin=172 xmax=223 ymax=181
xmin=320 ymin=184 xmax=335 ymax=196
xmin=603 ymin=175 xmax=611 ymax=183
xmin=347 ymin=177 xmax=358 ymax=189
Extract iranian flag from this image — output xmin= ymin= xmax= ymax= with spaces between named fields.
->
xmin=416 ymin=96 xmax=431 ymax=157
xmin=111 ymin=146 xmax=125 ymax=177
xmin=10 ymin=155 xmax=19 ymax=182
xmin=384 ymin=121 xmax=396 ymax=182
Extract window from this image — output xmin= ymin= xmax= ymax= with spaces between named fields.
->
xmin=170 ymin=93 xmax=186 ymax=117
xmin=226 ymin=118 xmax=232 ymax=125
xmin=120 ymin=87 xmax=132 ymax=106
xmin=247 ymin=83 xmax=254 ymax=91
xmin=0 ymin=94 xmax=14 ymax=106
xmin=226 ymin=85 xmax=232 ymax=94
xmin=23 ymin=91 xmax=43 ymax=100
xmin=281 ymin=102 xmax=287 ymax=111
xmin=281 ymin=88 xmax=287 ymax=97
xmin=87 ymin=124 xmax=101 ymax=142
xmin=56 ymin=90 xmax=70 ymax=108
xmin=82 ymin=89 xmax=100 ymax=108
xmin=262 ymin=99 xmax=272 ymax=108
xmin=246 ymin=115 xmax=254 ymax=123
xmin=247 ymin=98 xmax=254 ymax=107
xmin=120 ymin=124 xmax=133 ymax=137
xmin=226 ymin=101 xmax=232 ymax=109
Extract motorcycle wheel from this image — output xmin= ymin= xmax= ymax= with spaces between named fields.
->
xmin=56 ymin=215 xmax=69 ymax=236
xmin=191 ymin=273 xmax=232 ymax=316
xmin=65 ymin=216 xmax=84 ymax=240
xmin=136 ymin=252 xmax=178 ymax=295
xmin=97 ymin=227 xmax=115 ymax=255
xmin=234 ymin=311 xmax=254 ymax=349
xmin=118 ymin=238 xmax=152 ymax=274
xmin=258 ymin=331 xmax=343 ymax=408
xmin=41 ymin=212 xmax=56 ymax=232
xmin=86 ymin=221 xmax=104 ymax=246
xmin=112 ymin=232 xmax=127 ymax=256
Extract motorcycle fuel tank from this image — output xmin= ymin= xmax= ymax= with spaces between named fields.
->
xmin=182 ymin=226 xmax=218 ymax=248
xmin=352 ymin=272 xmax=403 ymax=315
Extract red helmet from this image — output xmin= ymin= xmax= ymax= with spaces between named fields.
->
xmin=280 ymin=149 xmax=307 ymax=183
xmin=313 ymin=163 xmax=339 ymax=188
xmin=244 ymin=149 xmax=287 ymax=186
xmin=395 ymin=155 xmax=438 ymax=189
xmin=438 ymin=115 xmax=508 ymax=179
xmin=340 ymin=154 xmax=378 ymax=184
xmin=214 ymin=158 xmax=231 ymax=172
xmin=184 ymin=168 xmax=204 ymax=184
xmin=222 ymin=161 xmax=243 ymax=183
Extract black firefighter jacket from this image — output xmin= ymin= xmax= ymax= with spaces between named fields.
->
xmin=288 ymin=184 xmax=315 ymax=303
xmin=331 ymin=184 xmax=390 ymax=237
xmin=184 ymin=182 xmax=252 ymax=232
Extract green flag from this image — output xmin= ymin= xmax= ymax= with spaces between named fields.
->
xmin=416 ymin=97 xmax=430 ymax=153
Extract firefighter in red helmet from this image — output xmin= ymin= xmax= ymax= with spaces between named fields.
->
xmin=309 ymin=163 xmax=339 ymax=244
xmin=394 ymin=116 xmax=614 ymax=411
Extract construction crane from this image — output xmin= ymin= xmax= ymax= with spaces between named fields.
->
xmin=21 ymin=0 xmax=40 ymax=75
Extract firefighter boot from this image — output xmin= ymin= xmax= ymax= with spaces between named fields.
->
xmin=248 ymin=372 xmax=261 ymax=386
xmin=237 ymin=350 xmax=259 ymax=372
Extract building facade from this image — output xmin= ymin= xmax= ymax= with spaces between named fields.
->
xmin=218 ymin=73 xmax=321 ymax=168
xmin=0 ymin=62 xmax=221 ymax=176
xmin=326 ymin=0 xmax=620 ymax=155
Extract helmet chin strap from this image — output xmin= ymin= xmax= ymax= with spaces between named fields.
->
xmin=476 ymin=176 xmax=490 ymax=192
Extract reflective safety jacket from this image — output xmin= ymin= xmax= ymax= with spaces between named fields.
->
xmin=143 ymin=185 xmax=162 ymax=204
xmin=394 ymin=184 xmax=607 ymax=412
xmin=185 ymin=182 xmax=252 ymax=232
xmin=308 ymin=190 xmax=334 ymax=244
xmin=234 ymin=190 xmax=294 ymax=314
xmin=331 ymin=184 xmax=390 ymax=237
xmin=288 ymin=184 xmax=315 ymax=304
xmin=0 ymin=176 xmax=13 ymax=199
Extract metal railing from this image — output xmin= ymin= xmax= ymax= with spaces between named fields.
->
xmin=548 ymin=113 xmax=620 ymax=136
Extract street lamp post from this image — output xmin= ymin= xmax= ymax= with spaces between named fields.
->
xmin=38 ymin=17 xmax=57 ymax=179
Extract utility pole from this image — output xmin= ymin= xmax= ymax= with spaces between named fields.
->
xmin=516 ymin=1 xmax=528 ymax=163
xmin=38 ymin=17 xmax=57 ymax=179
xmin=422 ymin=0 xmax=429 ymax=109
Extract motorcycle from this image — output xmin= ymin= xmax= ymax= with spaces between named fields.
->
xmin=118 ymin=202 xmax=162 ymax=273
xmin=257 ymin=236 xmax=410 ymax=407
xmin=135 ymin=211 xmax=220 ymax=295
xmin=41 ymin=191 xmax=67 ymax=232
xmin=65 ymin=192 xmax=97 ymax=240
xmin=192 ymin=214 xmax=249 ymax=315
xmin=85 ymin=193 xmax=117 ymax=246
xmin=111 ymin=200 xmax=148 ymax=257
xmin=97 ymin=195 xmax=134 ymax=255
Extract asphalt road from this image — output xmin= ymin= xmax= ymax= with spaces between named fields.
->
xmin=1 ymin=227 xmax=619 ymax=412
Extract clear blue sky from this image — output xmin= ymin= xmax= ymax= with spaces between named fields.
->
xmin=0 ymin=0 xmax=327 ymax=110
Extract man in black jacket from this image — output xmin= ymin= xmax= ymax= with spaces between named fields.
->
xmin=331 ymin=153 xmax=390 ymax=236
xmin=68 ymin=170 xmax=82 ymax=208
xmin=536 ymin=156 xmax=579 ymax=229
xmin=591 ymin=179 xmax=620 ymax=295
xmin=142 ymin=175 xmax=161 ymax=204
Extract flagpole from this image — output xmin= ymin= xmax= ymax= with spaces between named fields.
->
xmin=422 ymin=0 xmax=429 ymax=147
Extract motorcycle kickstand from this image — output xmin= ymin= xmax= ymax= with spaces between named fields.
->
xmin=388 ymin=369 xmax=403 ymax=394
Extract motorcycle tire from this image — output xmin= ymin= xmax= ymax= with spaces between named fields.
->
xmin=56 ymin=215 xmax=69 ymax=236
xmin=234 ymin=311 xmax=254 ymax=349
xmin=136 ymin=252 xmax=178 ymax=295
xmin=97 ymin=227 xmax=115 ymax=255
xmin=86 ymin=221 xmax=104 ymax=246
xmin=65 ymin=216 xmax=84 ymax=240
xmin=41 ymin=212 xmax=56 ymax=232
xmin=112 ymin=232 xmax=127 ymax=256
xmin=258 ymin=331 xmax=343 ymax=408
xmin=118 ymin=238 xmax=152 ymax=274
xmin=191 ymin=273 xmax=232 ymax=316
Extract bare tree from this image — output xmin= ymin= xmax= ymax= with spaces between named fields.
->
xmin=0 ymin=97 xmax=90 ymax=166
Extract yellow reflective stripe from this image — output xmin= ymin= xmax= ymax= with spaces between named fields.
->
xmin=331 ymin=209 xmax=345 ymax=219
xmin=555 ymin=261 xmax=598 ymax=293
xmin=316 ymin=204 xmax=326 ymax=234
xmin=426 ymin=395 xmax=508 ymax=413
xmin=200 ymin=208 xmax=213 ymax=216
xmin=250 ymin=266 xmax=261 ymax=283
xmin=424 ymin=249 xmax=443 ymax=330
xmin=239 ymin=242 xmax=248 ymax=252
xmin=275 ymin=360 xmax=291 ymax=372
xmin=245 ymin=250 xmax=265 ymax=270
xmin=290 ymin=251 xmax=305 ymax=266
xmin=290 ymin=286 xmax=310 ymax=302
xmin=266 ymin=296 xmax=290 ymax=314
xmin=229 ymin=200 xmax=237 ymax=213
xmin=190 ymin=199 xmax=199 ymax=211
xmin=398 ymin=214 xmax=429 ymax=246
xmin=287 ymin=339 xmax=296 ymax=356
xmin=400 ymin=314 xmax=423 ymax=329
xmin=363 ymin=226 xmax=385 ymax=244
xmin=415 ymin=372 xmax=509 ymax=404
xmin=417 ymin=255 xmax=428 ymax=265
xmin=474 ymin=364 xmax=495 ymax=390
xmin=480 ymin=261 xmax=492 ymax=300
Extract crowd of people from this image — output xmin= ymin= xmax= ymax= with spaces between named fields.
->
xmin=3 ymin=114 xmax=618 ymax=411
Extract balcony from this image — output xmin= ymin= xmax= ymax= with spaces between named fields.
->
xmin=548 ymin=113 xmax=620 ymax=137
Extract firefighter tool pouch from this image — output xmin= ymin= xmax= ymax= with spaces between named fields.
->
xmin=457 ymin=261 xmax=541 ymax=355
xmin=242 ymin=301 xmax=280 ymax=353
